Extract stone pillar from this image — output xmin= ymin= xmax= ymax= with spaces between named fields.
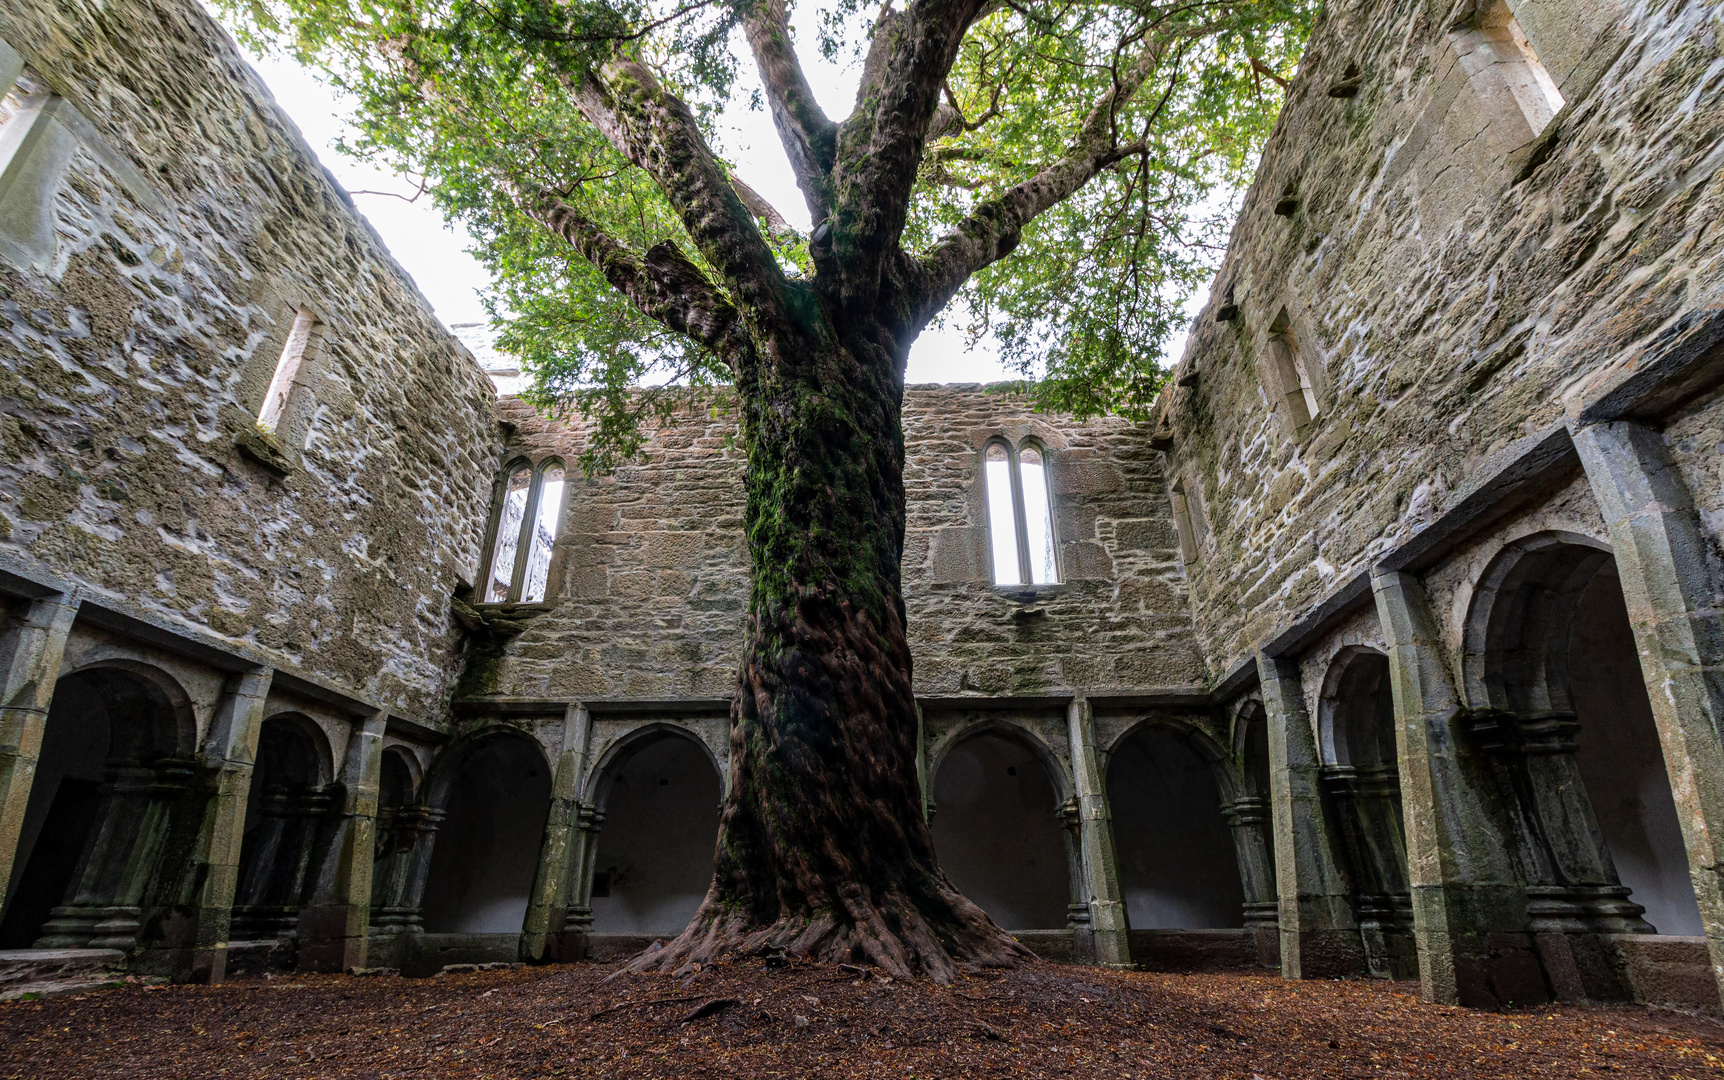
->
xmin=44 ymin=755 xmax=199 ymax=957
xmin=1574 ymin=420 xmax=1724 ymax=1002
xmin=185 ymin=668 xmax=274 ymax=983
xmin=1221 ymin=795 xmax=1280 ymax=962
xmin=0 ymin=590 xmax=78 ymax=910
xmin=523 ymin=703 xmax=592 ymax=962
xmin=1067 ymin=697 xmax=1131 ymax=967
xmin=1372 ymin=569 xmax=1550 ymax=1007
xmin=392 ymin=805 xmax=445 ymax=929
xmin=1321 ymin=762 xmax=1416 ymax=979
xmin=297 ymin=712 xmax=386 ymax=972
xmin=1256 ymin=651 xmax=1367 ymax=978
xmin=565 ymin=805 xmax=604 ymax=934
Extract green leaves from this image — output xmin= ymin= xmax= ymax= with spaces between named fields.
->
xmin=216 ymin=0 xmax=1314 ymax=465
xmin=908 ymin=0 xmax=1314 ymax=419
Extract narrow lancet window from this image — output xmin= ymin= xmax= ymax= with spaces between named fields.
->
xmin=484 ymin=463 xmax=533 ymax=603
xmin=984 ymin=439 xmax=1061 ymax=587
xmin=1018 ymin=447 xmax=1057 ymax=585
xmin=258 ymin=307 xmax=315 ymax=434
xmin=482 ymin=459 xmax=568 ymax=604
xmin=985 ymin=443 xmax=1022 ymax=586
xmin=520 ymin=464 xmax=565 ymax=603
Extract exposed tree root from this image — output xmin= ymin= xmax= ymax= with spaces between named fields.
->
xmin=623 ymin=879 xmax=1033 ymax=983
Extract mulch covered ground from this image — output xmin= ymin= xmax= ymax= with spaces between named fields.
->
xmin=0 ymin=958 xmax=1718 ymax=1078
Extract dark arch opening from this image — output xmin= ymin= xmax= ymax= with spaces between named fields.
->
xmin=0 ymin=666 xmax=185 ymax=949
xmin=1108 ymin=725 xmax=1244 ymax=929
xmin=232 ymin=716 xmax=331 ymax=943
xmin=371 ymin=748 xmax=424 ymax=934
xmin=421 ymin=733 xmax=551 ymax=933
xmin=1572 ymin=572 xmax=1697 ymax=933
xmin=589 ymin=732 xmax=722 ymax=934
xmin=1469 ymin=537 xmax=1698 ymax=941
xmin=1320 ymin=648 xmax=1415 ymax=978
xmin=931 ymin=730 xmax=1069 ymax=930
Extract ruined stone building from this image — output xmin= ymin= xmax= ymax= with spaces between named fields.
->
xmin=0 ymin=0 xmax=1720 ymax=1013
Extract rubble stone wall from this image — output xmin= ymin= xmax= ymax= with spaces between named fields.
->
xmin=0 ymin=0 xmax=500 ymax=719
xmin=483 ymin=385 xmax=1202 ymax=701
xmin=1158 ymin=0 xmax=1724 ymax=678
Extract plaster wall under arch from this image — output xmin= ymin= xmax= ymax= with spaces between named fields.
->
xmin=583 ymin=723 xmax=723 ymax=935
xmin=1105 ymin=718 xmax=1247 ymax=929
xmin=420 ymin=728 xmax=553 ymax=934
xmin=927 ymin=716 xmax=1073 ymax=931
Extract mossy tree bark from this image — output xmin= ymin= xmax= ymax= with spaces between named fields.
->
xmin=503 ymin=0 xmax=1173 ymax=981
xmin=632 ymin=286 xmax=1030 ymax=982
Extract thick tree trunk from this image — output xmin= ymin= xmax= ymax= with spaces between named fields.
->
xmin=626 ymin=303 xmax=1031 ymax=982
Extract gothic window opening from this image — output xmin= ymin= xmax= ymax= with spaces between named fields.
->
xmin=984 ymin=440 xmax=1059 ymax=587
xmin=1452 ymin=0 xmax=1565 ymax=139
xmin=1267 ymin=307 xmax=1320 ymax=433
xmin=258 ymin=307 xmax=316 ymax=434
xmin=482 ymin=458 xmax=566 ymax=604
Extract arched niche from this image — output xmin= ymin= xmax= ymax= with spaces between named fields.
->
xmin=1463 ymin=532 xmax=1697 ymax=940
xmin=371 ymin=745 xmax=431 ymax=933
xmin=1317 ymin=645 xmax=1415 ymax=979
xmin=232 ymin=713 xmax=335 ymax=942
xmin=1463 ymin=530 xmax=1616 ymax=716
xmin=0 ymin=663 xmax=196 ymax=949
xmin=585 ymin=724 xmax=723 ymax=934
xmin=420 ymin=728 xmax=553 ymax=934
xmin=930 ymin=722 xmax=1072 ymax=931
xmin=1107 ymin=720 xmax=1246 ymax=929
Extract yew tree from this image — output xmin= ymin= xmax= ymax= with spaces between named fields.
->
xmin=227 ymin=0 xmax=1308 ymax=979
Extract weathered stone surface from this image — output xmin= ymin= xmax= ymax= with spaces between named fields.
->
xmin=1160 ymin=0 xmax=1724 ymax=683
xmin=485 ymin=385 xmax=1203 ymax=700
xmin=0 ymin=0 xmax=498 ymax=720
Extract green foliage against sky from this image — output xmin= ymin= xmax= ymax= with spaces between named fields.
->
xmin=222 ymin=0 xmax=1313 ymax=469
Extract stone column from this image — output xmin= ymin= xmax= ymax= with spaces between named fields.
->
xmin=1221 ymin=795 xmax=1280 ymax=961
xmin=185 ymin=667 xmax=275 ymax=983
xmin=1372 ymin=569 xmax=1549 ymax=1007
xmin=1574 ymin=420 xmax=1724 ymax=1001
xmin=565 ymin=805 xmax=604 ymax=935
xmin=0 ymin=590 xmax=79 ymax=907
xmin=1067 ymin=697 xmax=1131 ymax=967
xmin=523 ymin=703 xmax=592 ymax=962
xmin=297 ymin=712 xmax=386 ymax=972
xmin=1256 ymin=651 xmax=1366 ymax=978
xmin=392 ymin=805 xmax=445 ymax=929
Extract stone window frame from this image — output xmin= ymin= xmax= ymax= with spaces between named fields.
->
xmin=476 ymin=455 xmax=569 ymax=606
xmin=981 ymin=435 xmax=1062 ymax=588
xmin=1169 ymin=468 xmax=1212 ymax=566
xmin=1449 ymin=0 xmax=1565 ymax=147
xmin=1251 ymin=298 xmax=1329 ymax=448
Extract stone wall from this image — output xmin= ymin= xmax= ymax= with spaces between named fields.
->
xmin=480 ymin=385 xmax=1203 ymax=701
xmin=1157 ymin=0 xmax=1724 ymax=678
xmin=0 ymin=0 xmax=500 ymax=719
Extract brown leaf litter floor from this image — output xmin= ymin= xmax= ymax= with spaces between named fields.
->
xmin=0 ymin=958 xmax=1718 ymax=1078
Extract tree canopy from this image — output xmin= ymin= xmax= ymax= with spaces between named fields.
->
xmin=223 ymin=0 xmax=1312 ymax=469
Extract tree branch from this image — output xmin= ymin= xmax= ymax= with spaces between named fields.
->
xmin=910 ymin=39 xmax=1174 ymax=327
xmin=741 ymin=0 xmax=836 ymax=219
xmin=515 ymin=187 xmax=752 ymax=367
xmin=562 ymin=60 xmax=787 ymax=323
xmin=824 ymin=0 xmax=993 ymax=310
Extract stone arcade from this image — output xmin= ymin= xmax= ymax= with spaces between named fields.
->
xmin=1 ymin=0 xmax=1722 ymax=1012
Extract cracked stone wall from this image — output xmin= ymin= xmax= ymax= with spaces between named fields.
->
xmin=481 ymin=385 xmax=1202 ymax=701
xmin=1157 ymin=0 xmax=1724 ymax=677
xmin=0 ymin=0 xmax=501 ymax=720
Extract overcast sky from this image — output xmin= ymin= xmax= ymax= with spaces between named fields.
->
xmin=235 ymin=10 xmax=1020 ymax=386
